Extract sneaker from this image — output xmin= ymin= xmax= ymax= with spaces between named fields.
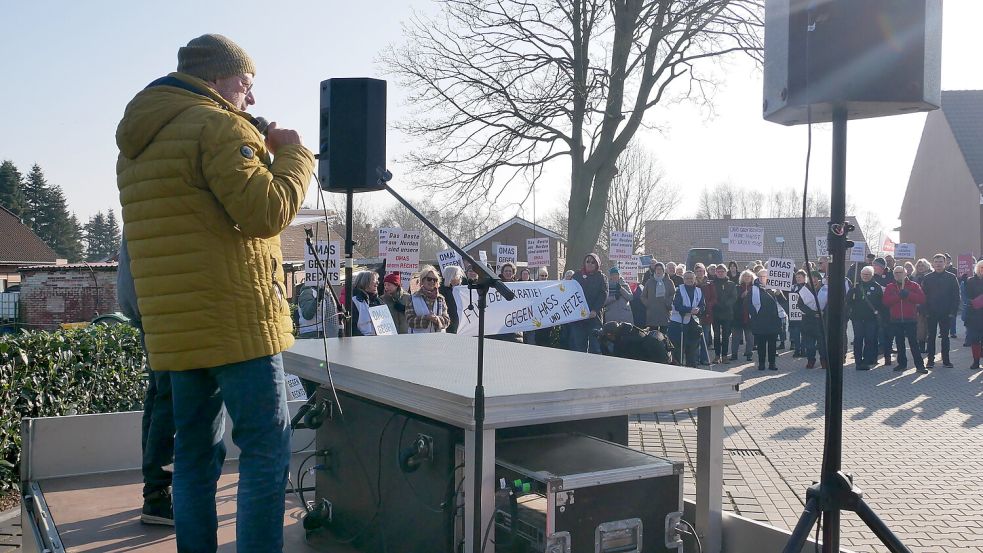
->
xmin=893 ymin=364 xmax=907 ymax=372
xmin=141 ymin=488 xmax=174 ymax=526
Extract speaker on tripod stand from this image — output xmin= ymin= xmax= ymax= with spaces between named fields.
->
xmin=762 ymin=2 xmax=941 ymax=553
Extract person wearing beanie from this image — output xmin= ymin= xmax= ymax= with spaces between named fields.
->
xmin=604 ymin=266 xmax=633 ymax=324
xmin=116 ymin=33 xmax=314 ymax=548
xmin=382 ymin=272 xmax=410 ymax=334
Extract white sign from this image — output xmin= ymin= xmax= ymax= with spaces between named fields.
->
xmin=766 ymin=258 xmax=795 ymax=291
xmin=379 ymin=227 xmax=398 ymax=257
xmin=437 ymin=248 xmax=462 ymax=272
xmin=386 ymin=230 xmax=421 ymax=276
xmin=452 ymin=280 xmax=590 ymax=336
xmin=609 ymin=231 xmax=635 ymax=261
xmin=496 ymin=244 xmax=518 ymax=267
xmin=284 ymin=373 xmax=308 ymax=401
xmin=479 ymin=250 xmax=488 ymax=264
xmin=304 ymin=240 xmax=340 ymax=286
xmin=788 ymin=292 xmax=803 ymax=321
xmin=815 ymin=237 xmax=829 ymax=258
xmin=526 ymin=238 xmax=551 ymax=267
xmin=850 ymin=242 xmax=867 ymax=263
xmin=727 ymin=226 xmax=764 ymax=254
xmin=369 ymin=305 xmax=398 ymax=336
xmin=894 ymin=243 xmax=916 ymax=259
xmin=618 ymin=256 xmax=641 ymax=285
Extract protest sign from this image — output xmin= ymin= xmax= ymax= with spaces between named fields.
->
xmin=284 ymin=374 xmax=308 ymax=401
xmin=958 ymin=254 xmax=975 ymax=277
xmin=453 ymin=280 xmax=590 ymax=336
xmin=437 ymin=248 xmax=462 ymax=272
xmin=496 ymin=244 xmax=518 ymax=267
xmin=766 ymin=258 xmax=795 ymax=291
xmin=639 ymin=255 xmax=653 ymax=267
xmin=618 ymin=256 xmax=641 ymax=285
xmin=369 ymin=305 xmax=399 ymax=336
xmin=386 ymin=230 xmax=421 ymax=286
xmin=882 ymin=236 xmax=896 ymax=254
xmin=304 ymin=240 xmax=340 ymax=286
xmin=894 ymin=243 xmax=916 ymax=259
xmin=815 ymin=237 xmax=829 ymax=258
xmin=479 ymin=250 xmax=488 ymax=264
xmin=727 ymin=226 xmax=764 ymax=254
xmin=379 ymin=227 xmax=398 ymax=257
xmin=788 ymin=292 xmax=803 ymax=321
xmin=850 ymin=242 xmax=867 ymax=263
xmin=609 ymin=231 xmax=635 ymax=261
xmin=526 ymin=237 xmax=551 ymax=266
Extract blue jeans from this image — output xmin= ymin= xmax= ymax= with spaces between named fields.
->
xmin=568 ymin=318 xmax=601 ymax=353
xmin=851 ymin=318 xmax=879 ymax=365
xmin=136 ymin=323 xmax=175 ymax=498
xmin=170 ymin=354 xmax=291 ymax=553
xmin=801 ymin=325 xmax=827 ymax=363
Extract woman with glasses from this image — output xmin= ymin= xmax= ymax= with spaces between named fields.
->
xmin=406 ymin=265 xmax=451 ymax=334
xmin=569 ymin=253 xmax=608 ymax=353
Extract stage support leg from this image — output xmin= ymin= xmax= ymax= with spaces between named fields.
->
xmin=697 ymin=405 xmax=724 ymax=553
xmin=464 ymin=428 xmax=495 ymax=552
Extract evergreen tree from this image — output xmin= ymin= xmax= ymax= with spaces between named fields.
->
xmin=84 ymin=211 xmax=107 ymax=261
xmin=21 ymin=164 xmax=51 ymax=235
xmin=105 ymin=209 xmax=121 ymax=258
xmin=0 ymin=160 xmax=25 ymax=217
xmin=58 ymin=213 xmax=85 ymax=262
xmin=44 ymin=185 xmax=83 ymax=261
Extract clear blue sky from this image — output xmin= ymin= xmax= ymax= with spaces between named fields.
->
xmin=2 ymin=1 xmax=981 ymax=235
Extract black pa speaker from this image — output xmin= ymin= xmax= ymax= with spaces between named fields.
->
xmin=318 ymin=78 xmax=387 ymax=192
xmin=763 ymin=0 xmax=941 ymax=126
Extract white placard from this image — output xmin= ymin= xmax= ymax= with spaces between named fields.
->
xmin=766 ymin=258 xmax=795 ymax=291
xmin=850 ymin=242 xmax=867 ymax=263
xmin=609 ymin=231 xmax=635 ymax=261
xmin=815 ymin=237 xmax=829 ymax=258
xmin=618 ymin=256 xmax=641 ymax=285
xmin=727 ymin=226 xmax=764 ymax=254
xmin=437 ymin=248 xmax=463 ymax=272
xmin=894 ymin=243 xmax=916 ymax=259
xmin=788 ymin=292 xmax=803 ymax=321
xmin=386 ymin=230 xmax=422 ymax=276
xmin=369 ymin=304 xmax=398 ymax=336
xmin=526 ymin=238 xmax=551 ymax=267
xmin=284 ymin=373 xmax=308 ymax=401
xmin=496 ymin=244 xmax=518 ymax=267
xmin=304 ymin=240 xmax=340 ymax=286
xmin=452 ymin=280 xmax=590 ymax=336
xmin=379 ymin=227 xmax=398 ymax=257
xmin=479 ymin=250 xmax=488 ymax=264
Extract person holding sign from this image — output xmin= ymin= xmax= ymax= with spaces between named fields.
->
xmin=351 ymin=271 xmax=383 ymax=336
xmin=296 ymin=281 xmax=340 ymax=339
xmin=788 ymin=271 xmax=807 ymax=357
xmin=603 ymin=267 xmax=634 ymax=324
xmin=963 ymin=260 xmax=983 ymax=369
xmin=405 ymin=265 xmax=451 ymax=334
xmin=883 ymin=266 xmax=927 ymax=373
xmin=797 ymin=271 xmax=829 ymax=370
xmin=569 ymin=254 xmax=608 ymax=353
xmin=747 ymin=269 xmax=783 ymax=371
xmin=381 ymin=273 xmax=410 ymax=334
xmin=847 ymin=266 xmax=883 ymax=371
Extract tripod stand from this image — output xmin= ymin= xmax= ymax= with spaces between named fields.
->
xmin=782 ymin=108 xmax=911 ymax=553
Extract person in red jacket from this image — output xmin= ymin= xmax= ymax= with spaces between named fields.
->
xmin=883 ymin=265 xmax=928 ymax=373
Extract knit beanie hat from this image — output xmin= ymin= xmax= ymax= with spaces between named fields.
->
xmin=178 ymin=34 xmax=256 ymax=81
xmin=609 ymin=266 xmax=620 ymax=275
xmin=383 ymin=273 xmax=401 ymax=287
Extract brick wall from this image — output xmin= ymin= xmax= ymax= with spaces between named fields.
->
xmin=19 ymin=268 xmax=119 ymax=328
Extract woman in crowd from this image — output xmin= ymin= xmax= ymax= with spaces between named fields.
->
xmin=847 ymin=265 xmax=883 ymax=370
xmin=569 ymin=253 xmax=607 ymax=352
xmin=797 ymin=271 xmax=828 ymax=369
xmin=641 ymin=262 xmax=674 ymax=332
xmin=439 ymin=265 xmax=465 ymax=333
xmin=518 ymin=267 xmax=533 ymax=282
xmin=668 ymin=271 xmax=705 ymax=367
xmin=499 ymin=262 xmax=517 ymax=282
xmin=694 ymin=263 xmax=716 ymax=365
xmin=747 ymin=268 xmax=782 ymax=371
xmin=727 ymin=261 xmax=741 ymax=284
xmin=405 ymin=265 xmax=451 ymax=334
xmin=731 ymin=270 xmax=756 ymax=362
xmin=883 ymin=265 xmax=927 ymax=372
xmin=604 ymin=267 xmax=634 ymax=324
xmin=490 ymin=262 xmax=523 ymax=342
xmin=536 ymin=267 xmax=550 ymax=281
xmin=711 ymin=264 xmax=738 ymax=363
xmin=904 ymin=261 xmax=916 ymax=279
xmin=912 ymin=258 xmax=932 ymax=352
xmin=788 ymin=270 xmax=807 ymax=357
xmin=631 ymin=276 xmax=648 ymax=328
xmin=964 ymin=260 xmax=983 ymax=369
xmin=351 ymin=270 xmax=382 ymax=336
xmin=381 ymin=272 xmax=409 ymax=334
xmin=563 ymin=270 xmax=575 ymax=280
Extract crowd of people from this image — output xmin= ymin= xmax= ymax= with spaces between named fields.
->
xmin=298 ymin=251 xmax=983 ymax=376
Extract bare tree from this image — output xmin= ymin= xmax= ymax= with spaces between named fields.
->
xmin=378 ymin=201 xmax=502 ymax=261
xmin=695 ymin=182 xmax=739 ymax=218
xmin=856 ymin=208 xmax=885 ymax=256
xmin=384 ymin=0 xmax=763 ymax=270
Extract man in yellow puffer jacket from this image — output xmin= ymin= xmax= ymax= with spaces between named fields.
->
xmin=116 ymin=34 xmax=314 ymax=552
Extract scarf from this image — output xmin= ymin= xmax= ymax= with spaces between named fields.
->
xmin=420 ymin=285 xmax=439 ymax=301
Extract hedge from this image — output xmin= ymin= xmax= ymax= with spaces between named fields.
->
xmin=0 ymin=324 xmax=147 ymax=492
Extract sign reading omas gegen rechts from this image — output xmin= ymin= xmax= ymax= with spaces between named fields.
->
xmin=766 ymin=258 xmax=795 ymax=291
xmin=304 ymin=240 xmax=340 ymax=286
xmin=496 ymin=244 xmax=518 ymax=267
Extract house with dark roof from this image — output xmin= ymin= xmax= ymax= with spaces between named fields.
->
xmin=0 ymin=205 xmax=59 ymax=288
xmin=900 ymin=90 xmax=983 ymax=257
xmin=464 ymin=216 xmax=567 ymax=277
xmin=644 ymin=216 xmax=866 ymax=267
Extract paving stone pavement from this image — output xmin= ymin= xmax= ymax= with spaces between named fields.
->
xmin=633 ymin=335 xmax=983 ymax=553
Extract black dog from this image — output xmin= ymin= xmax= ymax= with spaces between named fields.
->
xmin=596 ymin=321 xmax=673 ymax=364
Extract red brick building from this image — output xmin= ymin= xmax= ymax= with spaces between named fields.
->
xmin=18 ymin=263 xmax=119 ymax=328
xmin=0 ymin=205 xmax=59 ymax=289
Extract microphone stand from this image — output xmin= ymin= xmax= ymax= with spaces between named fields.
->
xmin=374 ymin=173 xmax=514 ymax=553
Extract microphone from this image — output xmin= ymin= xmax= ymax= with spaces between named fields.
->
xmin=252 ymin=116 xmax=270 ymax=137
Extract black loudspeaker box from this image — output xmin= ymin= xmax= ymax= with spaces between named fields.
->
xmin=763 ymin=0 xmax=941 ymax=126
xmin=319 ymin=78 xmax=387 ymax=192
